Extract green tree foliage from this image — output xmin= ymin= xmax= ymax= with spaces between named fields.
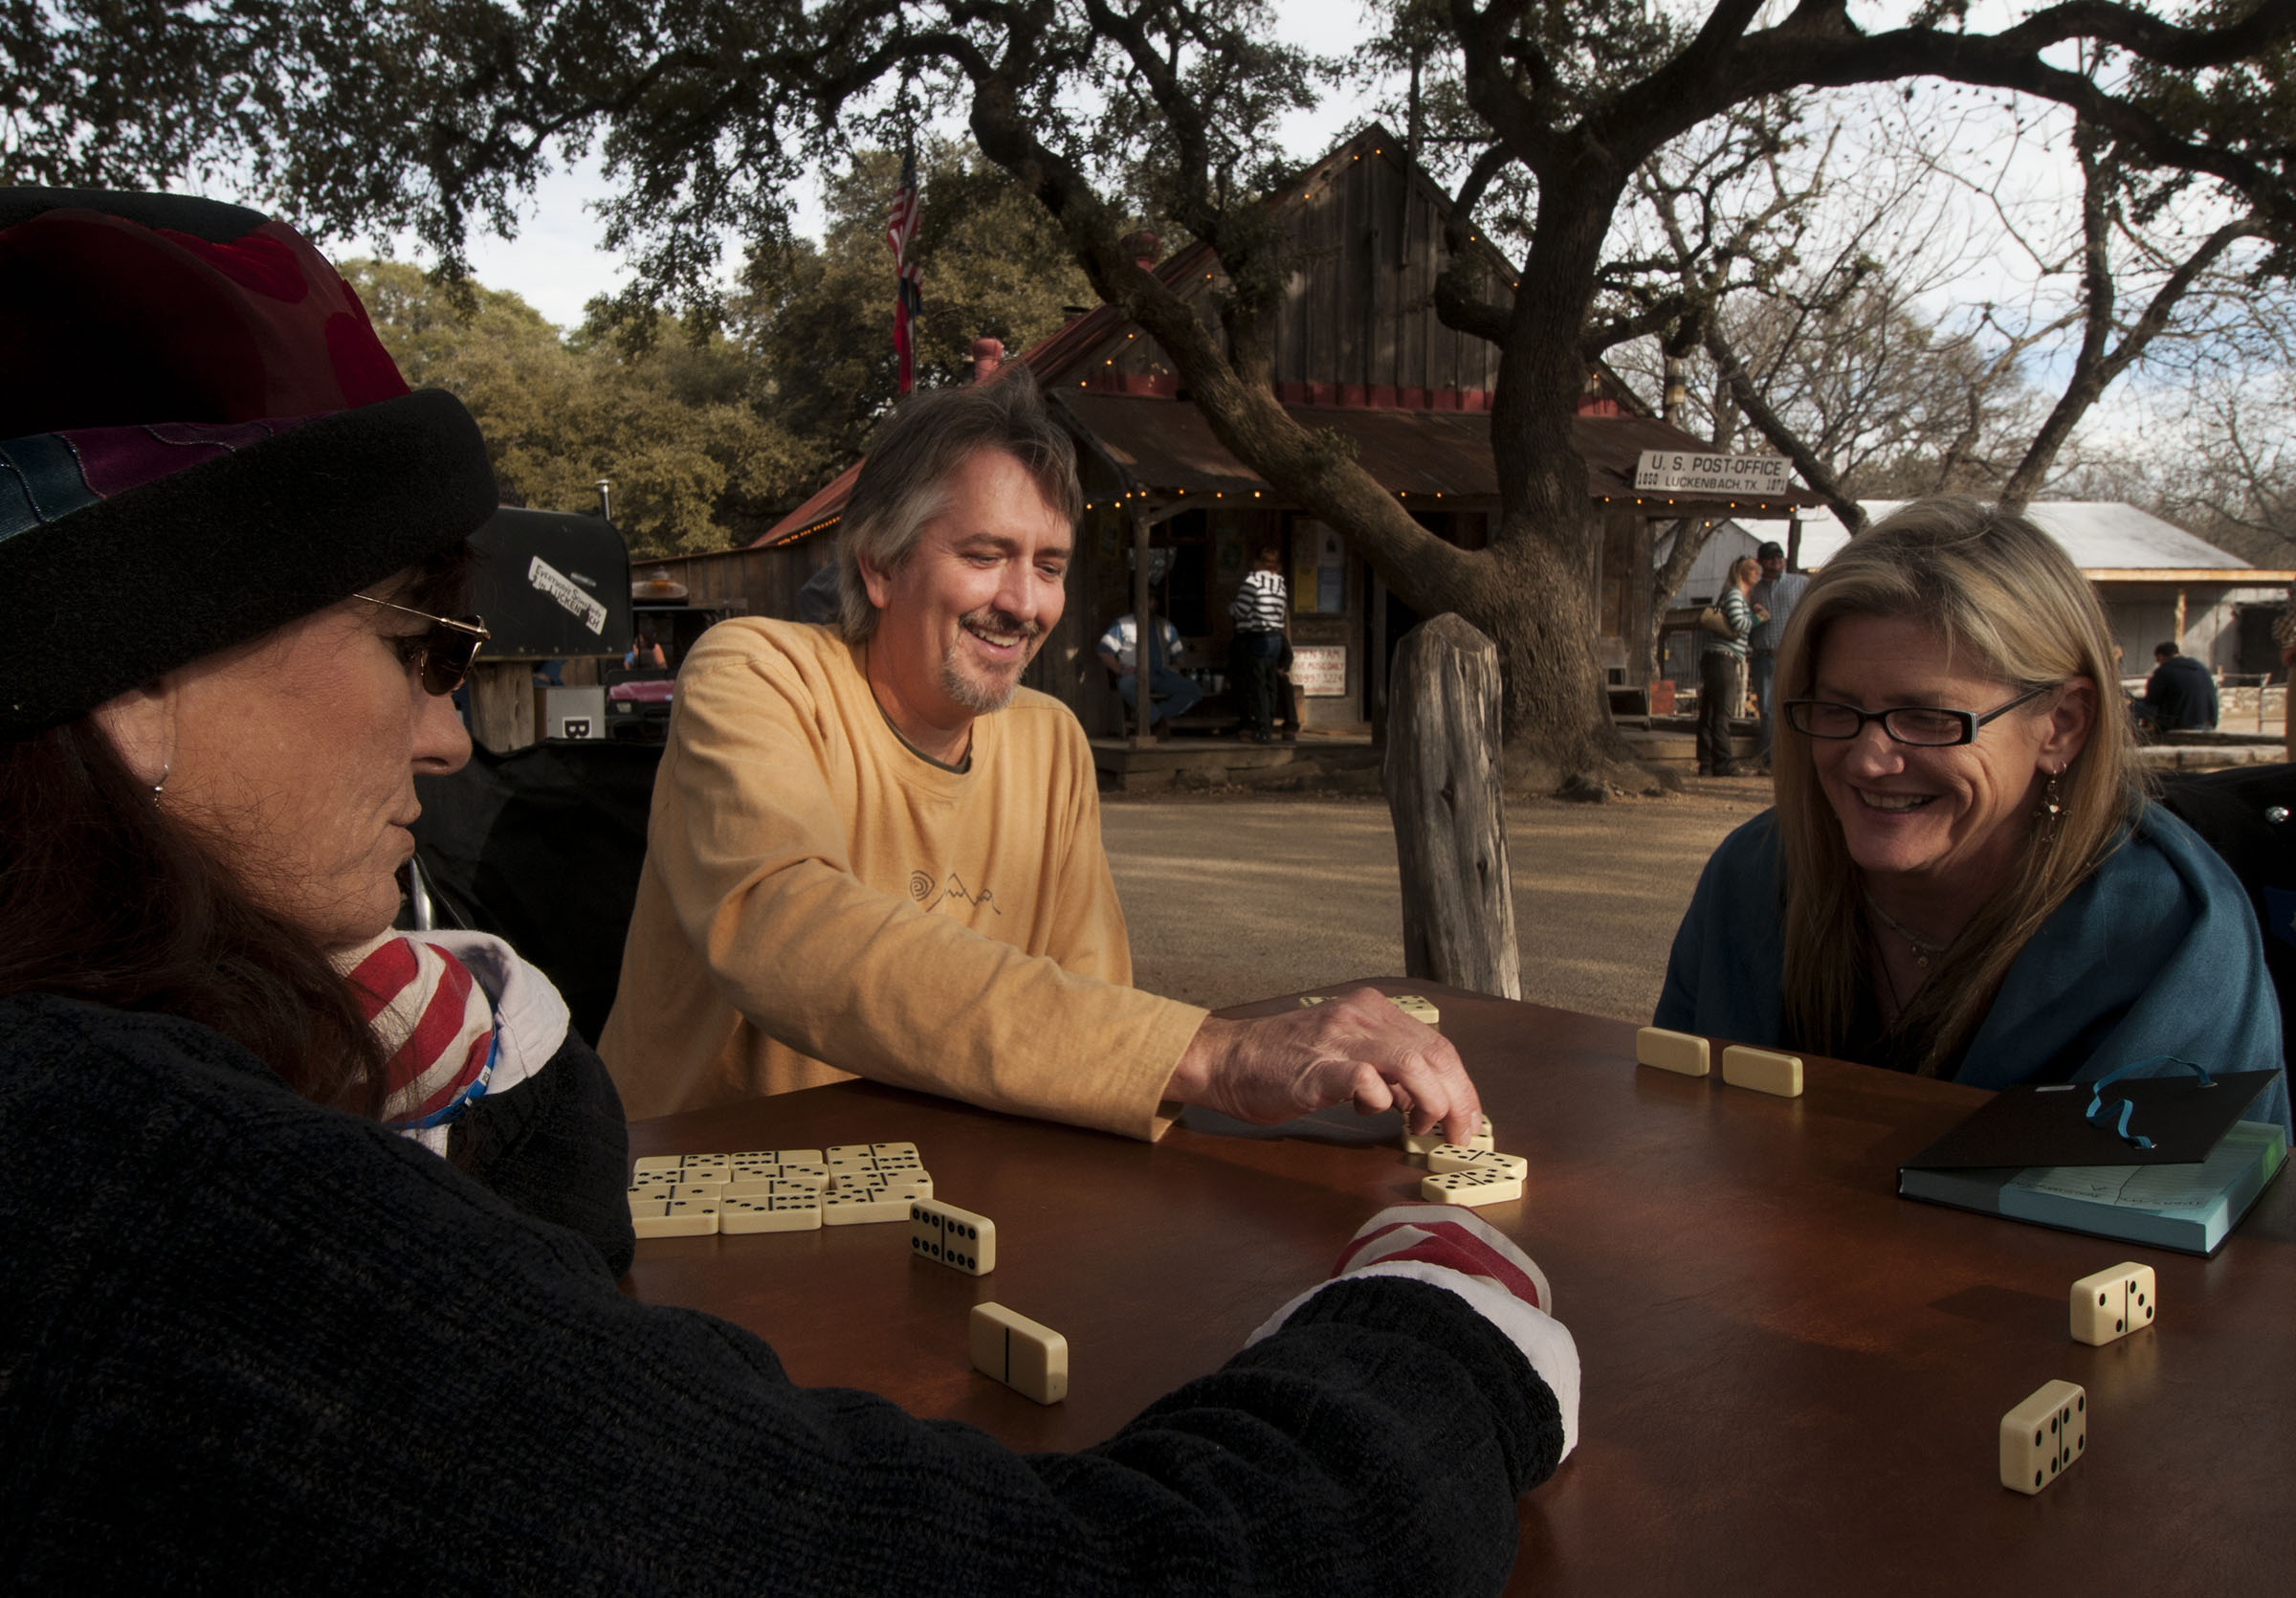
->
xmin=344 ymin=260 xmax=823 ymax=557
xmin=736 ymin=142 xmax=1095 ymax=468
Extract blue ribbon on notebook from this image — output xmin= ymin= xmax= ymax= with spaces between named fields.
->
xmin=2085 ymin=1056 xmax=2215 ymax=1151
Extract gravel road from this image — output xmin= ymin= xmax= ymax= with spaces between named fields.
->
xmin=1102 ymin=776 xmax=1776 ymax=1021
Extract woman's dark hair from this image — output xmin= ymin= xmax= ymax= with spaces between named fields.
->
xmin=0 ymin=719 xmax=389 ymax=1111
xmin=0 ymin=548 xmax=477 ymax=1114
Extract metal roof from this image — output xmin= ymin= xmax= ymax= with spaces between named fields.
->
xmin=1794 ymin=501 xmax=2263 ymax=572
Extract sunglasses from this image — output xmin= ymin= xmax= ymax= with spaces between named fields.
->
xmin=354 ymin=594 xmax=491 ymax=697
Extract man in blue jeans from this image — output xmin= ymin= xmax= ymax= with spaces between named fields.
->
xmin=1746 ymin=540 xmax=1809 ymax=769
xmin=1096 ymin=610 xmax=1203 ymax=730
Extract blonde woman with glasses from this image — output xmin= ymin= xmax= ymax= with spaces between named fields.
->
xmin=1656 ymin=499 xmax=2287 ymax=1130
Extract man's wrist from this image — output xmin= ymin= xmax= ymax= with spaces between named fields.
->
xmin=1164 ymin=1016 xmax=1237 ymax=1108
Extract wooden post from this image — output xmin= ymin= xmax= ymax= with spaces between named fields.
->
xmin=466 ymin=659 xmax=537 ymax=755
xmin=1383 ymin=614 xmax=1522 ymax=998
xmin=1130 ymin=507 xmax=1157 ymax=747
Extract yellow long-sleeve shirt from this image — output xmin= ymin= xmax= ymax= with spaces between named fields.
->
xmin=597 ymin=619 xmax=1205 ymax=1138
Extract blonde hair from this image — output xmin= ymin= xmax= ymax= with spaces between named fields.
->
xmin=1772 ymin=498 xmax=2143 ymax=1075
xmin=1727 ymin=555 xmax=1761 ymax=589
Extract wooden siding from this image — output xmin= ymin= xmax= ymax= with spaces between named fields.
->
xmin=1272 ymin=140 xmax=1506 ymax=398
xmin=1054 ymin=127 xmax=1511 ymax=402
xmin=638 ymin=537 xmax=836 ymax=619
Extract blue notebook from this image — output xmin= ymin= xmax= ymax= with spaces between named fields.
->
xmin=1898 ymin=1121 xmax=2287 ymax=1256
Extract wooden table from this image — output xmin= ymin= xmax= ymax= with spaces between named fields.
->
xmin=626 ymin=980 xmax=2296 ymax=1594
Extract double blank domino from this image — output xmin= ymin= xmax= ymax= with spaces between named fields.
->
xmin=970 ymin=1302 xmax=1068 ymax=1404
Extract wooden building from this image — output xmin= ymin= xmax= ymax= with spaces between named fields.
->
xmin=654 ymin=123 xmax=1811 ymax=736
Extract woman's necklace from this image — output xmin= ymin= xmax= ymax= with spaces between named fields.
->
xmin=1863 ymin=892 xmax=1953 ymax=969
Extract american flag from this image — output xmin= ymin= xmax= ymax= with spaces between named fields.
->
xmin=886 ymin=148 xmax=923 ymax=395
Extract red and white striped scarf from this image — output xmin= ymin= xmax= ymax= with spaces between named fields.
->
xmin=331 ymin=932 xmax=497 ymax=1128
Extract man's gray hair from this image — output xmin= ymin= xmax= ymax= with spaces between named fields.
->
xmin=836 ymin=369 xmax=1083 ymax=641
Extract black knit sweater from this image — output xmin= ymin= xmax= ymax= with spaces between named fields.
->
xmin=0 ymin=994 xmax=1562 ymax=1594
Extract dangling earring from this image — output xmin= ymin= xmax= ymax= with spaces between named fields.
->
xmin=2037 ymin=769 xmax=2064 ymax=835
xmin=151 ymin=763 xmax=169 ymax=807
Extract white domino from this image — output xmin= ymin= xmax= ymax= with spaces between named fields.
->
xmin=1636 ymin=1027 xmax=1711 ymax=1077
xmin=1420 ymin=1168 xmax=1523 ymax=1207
xmin=910 ymin=1198 xmax=997 ymax=1275
xmin=723 ymin=1165 xmax=828 ymax=1196
xmin=1721 ymin=1045 xmax=1802 ymax=1098
xmin=629 ymin=1198 xmax=720 ymax=1238
xmin=1424 ymin=1145 xmax=1529 ymax=1180
xmin=832 ymin=1167 xmax=932 ymax=1198
xmin=2070 ymin=1262 xmax=2157 ymax=1345
xmin=970 ymin=1302 xmax=1068 ymax=1404
xmin=1300 ymin=992 xmax=1441 ymax=1031
xmin=719 ymin=1177 xmax=828 ymax=1201
xmin=718 ymin=1193 xmax=823 ymax=1234
xmin=626 ymin=1182 xmax=723 ymax=1206
xmin=1390 ymin=994 xmax=1441 ymax=1029
xmin=823 ymin=1174 xmax=932 ymax=1225
xmin=724 ymin=1148 xmax=824 ymax=1168
xmin=1402 ymin=1113 xmax=1492 ymax=1167
xmin=631 ymin=1155 xmax=731 ymax=1183
xmin=1999 ymin=1380 xmax=2086 ymax=1494
xmin=828 ymin=1142 xmax=919 ymax=1165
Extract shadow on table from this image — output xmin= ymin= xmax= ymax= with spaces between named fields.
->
xmin=1176 ymin=1100 xmax=1406 ymax=1147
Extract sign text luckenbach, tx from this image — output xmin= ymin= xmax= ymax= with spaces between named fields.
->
xmin=1633 ymin=451 xmax=1795 ymax=497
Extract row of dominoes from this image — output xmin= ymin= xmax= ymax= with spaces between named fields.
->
xmin=630 ymin=1143 xmax=1070 ymax=1405
xmin=2000 ymin=1264 xmax=2159 ymax=1493
xmin=1399 ymin=1115 xmax=1533 ymax=1208
xmin=627 ymin=1143 xmax=933 ymax=1235
xmin=1634 ymin=1027 xmax=1803 ymax=1098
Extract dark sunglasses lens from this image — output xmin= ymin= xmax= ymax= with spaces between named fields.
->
xmin=420 ymin=620 xmax=485 ymax=696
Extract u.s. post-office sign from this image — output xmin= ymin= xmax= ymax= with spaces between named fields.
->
xmin=1633 ymin=451 xmax=1794 ymax=497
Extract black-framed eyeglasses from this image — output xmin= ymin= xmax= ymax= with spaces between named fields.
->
xmin=1783 ymin=683 xmax=2059 ymax=747
xmin=354 ymin=594 xmax=491 ymax=697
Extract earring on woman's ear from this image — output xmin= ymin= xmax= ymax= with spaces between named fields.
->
xmin=2039 ymin=768 xmax=2064 ymax=832
xmin=152 ymin=763 xmax=169 ymax=807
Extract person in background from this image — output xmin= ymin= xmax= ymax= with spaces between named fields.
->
xmin=1097 ymin=609 xmax=1203 ymax=730
xmin=1697 ymin=556 xmax=1763 ymax=777
xmin=2133 ymin=640 xmax=2218 ymax=733
xmin=624 ymin=625 xmax=666 ymax=671
xmin=1230 ymin=544 xmax=1290 ymax=744
xmin=1658 ymin=499 xmax=2285 ymax=1129
xmin=0 ymin=187 xmax=1579 ymax=1598
xmin=1747 ymin=539 xmax=1809 ymax=770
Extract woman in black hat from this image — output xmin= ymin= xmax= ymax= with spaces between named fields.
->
xmin=0 ymin=191 xmax=1580 ymax=1595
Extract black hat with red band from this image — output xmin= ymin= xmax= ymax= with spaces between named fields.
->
xmin=0 ymin=189 xmax=497 ymax=741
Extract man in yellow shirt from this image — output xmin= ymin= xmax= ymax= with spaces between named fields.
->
xmin=599 ymin=372 xmax=1479 ymax=1143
